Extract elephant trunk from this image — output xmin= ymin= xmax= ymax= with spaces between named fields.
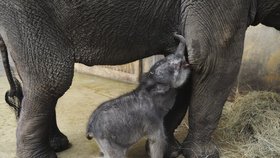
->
xmin=174 ymin=33 xmax=186 ymax=56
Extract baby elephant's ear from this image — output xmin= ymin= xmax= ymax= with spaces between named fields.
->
xmin=140 ymin=73 xmax=155 ymax=91
xmin=139 ymin=73 xmax=149 ymax=82
xmin=152 ymin=84 xmax=170 ymax=94
xmin=140 ymin=72 xmax=155 ymax=86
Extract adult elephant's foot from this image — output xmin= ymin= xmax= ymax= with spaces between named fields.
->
xmin=181 ymin=140 xmax=219 ymax=158
xmin=17 ymin=147 xmax=57 ymax=158
xmin=49 ymin=131 xmax=71 ymax=152
xmin=17 ymin=114 xmax=58 ymax=158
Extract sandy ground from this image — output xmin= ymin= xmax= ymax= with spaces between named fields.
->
xmin=0 ymin=70 xmax=149 ymax=158
xmin=0 ymin=61 xmax=187 ymax=158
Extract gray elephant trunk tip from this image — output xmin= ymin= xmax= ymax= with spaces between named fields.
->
xmin=173 ymin=33 xmax=186 ymax=56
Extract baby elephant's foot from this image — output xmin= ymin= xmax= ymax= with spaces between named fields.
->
xmin=99 ymin=152 xmax=104 ymax=157
xmin=181 ymin=140 xmax=219 ymax=158
xmin=164 ymin=138 xmax=182 ymax=158
xmin=49 ymin=132 xmax=71 ymax=152
xmin=145 ymin=138 xmax=181 ymax=158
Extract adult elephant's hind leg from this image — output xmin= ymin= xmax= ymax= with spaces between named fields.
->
xmin=9 ymin=4 xmax=75 ymax=157
xmin=49 ymin=107 xmax=71 ymax=152
xmin=17 ymin=64 xmax=74 ymax=158
xmin=17 ymin=95 xmax=58 ymax=157
xmin=13 ymin=37 xmax=74 ymax=157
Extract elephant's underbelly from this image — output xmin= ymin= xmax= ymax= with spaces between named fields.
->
xmin=70 ymin=19 xmax=178 ymax=65
xmin=73 ymin=34 xmax=175 ymax=66
xmin=61 ymin=0 xmax=180 ymax=66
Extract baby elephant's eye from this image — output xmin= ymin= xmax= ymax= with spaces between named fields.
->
xmin=168 ymin=69 xmax=174 ymax=74
xmin=173 ymin=63 xmax=180 ymax=70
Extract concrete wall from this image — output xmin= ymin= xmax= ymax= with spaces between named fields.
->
xmin=75 ymin=61 xmax=140 ymax=83
xmin=238 ymin=25 xmax=280 ymax=93
xmin=74 ymin=55 xmax=164 ymax=83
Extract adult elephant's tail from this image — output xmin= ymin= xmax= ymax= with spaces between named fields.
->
xmin=0 ymin=35 xmax=23 ymax=119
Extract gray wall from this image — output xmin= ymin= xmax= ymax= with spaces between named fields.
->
xmin=238 ymin=25 xmax=280 ymax=93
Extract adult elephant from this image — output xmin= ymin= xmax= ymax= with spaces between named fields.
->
xmin=0 ymin=0 xmax=279 ymax=158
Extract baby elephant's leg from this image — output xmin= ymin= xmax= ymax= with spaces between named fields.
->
xmin=96 ymin=139 xmax=126 ymax=158
xmin=95 ymin=139 xmax=106 ymax=157
xmin=148 ymin=126 xmax=167 ymax=158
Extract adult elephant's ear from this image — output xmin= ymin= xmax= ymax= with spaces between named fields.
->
xmin=249 ymin=0 xmax=258 ymax=26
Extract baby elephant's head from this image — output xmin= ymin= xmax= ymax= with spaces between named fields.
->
xmin=142 ymin=34 xmax=190 ymax=93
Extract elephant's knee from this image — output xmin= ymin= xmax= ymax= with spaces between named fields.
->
xmin=24 ymin=73 xmax=73 ymax=100
xmin=192 ymin=56 xmax=241 ymax=88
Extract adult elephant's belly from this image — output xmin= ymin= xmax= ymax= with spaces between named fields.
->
xmin=63 ymin=1 xmax=180 ymax=66
xmin=72 ymin=31 xmax=176 ymax=66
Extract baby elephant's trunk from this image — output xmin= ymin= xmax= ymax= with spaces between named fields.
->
xmin=174 ymin=33 xmax=186 ymax=56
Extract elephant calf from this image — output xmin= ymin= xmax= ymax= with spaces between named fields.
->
xmin=86 ymin=34 xmax=190 ymax=158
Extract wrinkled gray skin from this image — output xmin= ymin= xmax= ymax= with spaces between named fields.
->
xmin=86 ymin=34 xmax=190 ymax=158
xmin=0 ymin=0 xmax=279 ymax=158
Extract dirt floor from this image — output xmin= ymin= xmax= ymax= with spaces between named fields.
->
xmin=0 ymin=66 xmax=188 ymax=158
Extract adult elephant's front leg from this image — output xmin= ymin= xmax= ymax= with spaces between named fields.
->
xmin=182 ymin=64 xmax=241 ymax=158
xmin=181 ymin=1 xmax=252 ymax=157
